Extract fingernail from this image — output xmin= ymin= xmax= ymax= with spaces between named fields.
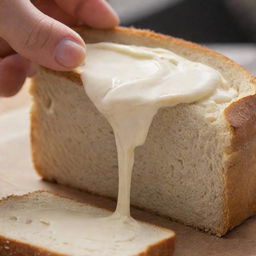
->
xmin=55 ymin=39 xmax=86 ymax=68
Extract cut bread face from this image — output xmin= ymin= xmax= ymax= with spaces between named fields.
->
xmin=0 ymin=191 xmax=175 ymax=256
xmin=30 ymin=26 xmax=256 ymax=236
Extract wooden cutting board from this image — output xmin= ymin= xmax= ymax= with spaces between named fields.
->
xmin=1 ymin=85 xmax=256 ymax=256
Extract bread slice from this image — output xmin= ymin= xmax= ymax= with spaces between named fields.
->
xmin=30 ymin=26 xmax=256 ymax=236
xmin=0 ymin=191 xmax=175 ymax=256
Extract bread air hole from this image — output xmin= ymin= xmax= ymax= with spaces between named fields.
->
xmin=44 ymin=98 xmax=54 ymax=113
xmin=25 ymin=219 xmax=32 ymax=224
xmin=9 ymin=216 xmax=17 ymax=221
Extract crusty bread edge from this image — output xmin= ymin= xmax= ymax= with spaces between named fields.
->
xmin=0 ymin=235 xmax=174 ymax=256
xmin=0 ymin=236 xmax=66 ymax=256
xmin=224 ymin=95 xmax=256 ymax=234
xmin=0 ymin=191 xmax=175 ymax=256
xmin=31 ymin=26 xmax=256 ymax=236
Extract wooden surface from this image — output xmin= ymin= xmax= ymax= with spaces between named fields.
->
xmin=0 ymin=46 xmax=256 ymax=255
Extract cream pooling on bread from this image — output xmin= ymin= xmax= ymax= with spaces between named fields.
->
xmin=78 ymin=42 xmax=232 ymax=218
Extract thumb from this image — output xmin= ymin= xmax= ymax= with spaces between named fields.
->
xmin=0 ymin=0 xmax=86 ymax=70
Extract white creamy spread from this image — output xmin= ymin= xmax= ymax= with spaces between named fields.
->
xmin=76 ymin=43 xmax=233 ymax=242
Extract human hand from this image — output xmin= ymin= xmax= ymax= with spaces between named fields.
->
xmin=0 ymin=0 xmax=119 ymax=97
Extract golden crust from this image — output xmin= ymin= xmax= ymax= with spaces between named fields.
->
xmin=0 ymin=232 xmax=174 ymax=256
xmin=42 ymin=69 xmax=82 ymax=86
xmin=225 ymin=95 xmax=256 ymax=149
xmin=223 ymin=96 xmax=256 ymax=234
xmin=0 ymin=236 xmax=66 ymax=256
xmin=30 ymin=79 xmax=49 ymax=180
xmin=0 ymin=191 xmax=175 ymax=256
xmin=137 ymin=236 xmax=175 ymax=256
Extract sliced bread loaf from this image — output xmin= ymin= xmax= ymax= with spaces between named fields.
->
xmin=0 ymin=191 xmax=175 ymax=256
xmin=30 ymin=26 xmax=256 ymax=236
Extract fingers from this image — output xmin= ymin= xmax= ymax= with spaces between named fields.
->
xmin=0 ymin=0 xmax=86 ymax=70
xmin=54 ymin=0 xmax=119 ymax=28
xmin=0 ymin=38 xmax=13 ymax=57
xmin=0 ymin=55 xmax=31 ymax=97
xmin=33 ymin=0 xmax=78 ymax=26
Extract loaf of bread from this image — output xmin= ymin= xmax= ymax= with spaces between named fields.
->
xmin=30 ymin=26 xmax=256 ymax=236
xmin=0 ymin=191 xmax=175 ymax=256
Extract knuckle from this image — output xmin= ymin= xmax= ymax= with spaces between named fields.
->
xmin=73 ymin=0 xmax=88 ymax=19
xmin=0 ymin=0 xmax=12 ymax=32
xmin=23 ymin=17 xmax=54 ymax=51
